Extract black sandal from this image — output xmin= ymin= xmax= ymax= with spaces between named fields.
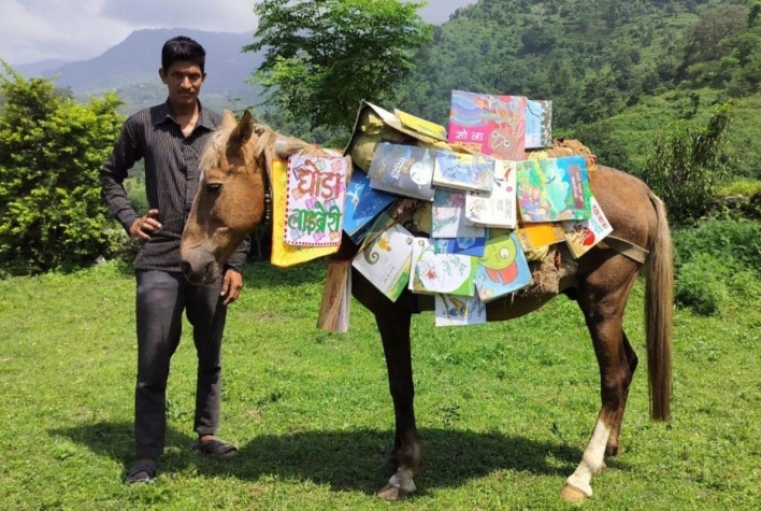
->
xmin=126 ymin=459 xmax=158 ymax=484
xmin=196 ymin=438 xmax=238 ymax=459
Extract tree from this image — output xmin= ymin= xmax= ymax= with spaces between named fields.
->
xmin=642 ymin=103 xmax=734 ymax=225
xmin=0 ymin=62 xmax=123 ymax=274
xmin=245 ymin=0 xmax=432 ymax=133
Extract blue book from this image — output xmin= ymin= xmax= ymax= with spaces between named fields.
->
xmin=433 ymin=235 xmax=487 ymax=257
xmin=475 ymin=231 xmax=532 ymax=302
xmin=343 ymin=169 xmax=396 ymax=239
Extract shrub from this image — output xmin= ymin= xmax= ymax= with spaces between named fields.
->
xmin=0 ymin=62 xmax=123 ymax=275
xmin=674 ymin=253 xmax=728 ymax=315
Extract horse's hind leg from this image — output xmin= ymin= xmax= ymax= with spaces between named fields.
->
xmin=373 ymin=303 xmax=420 ymax=500
xmin=562 ymin=266 xmax=639 ymax=501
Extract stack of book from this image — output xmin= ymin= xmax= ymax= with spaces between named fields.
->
xmin=317 ymin=92 xmax=614 ymax=330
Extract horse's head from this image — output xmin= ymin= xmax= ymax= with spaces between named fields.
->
xmin=180 ymin=109 xmax=269 ymax=285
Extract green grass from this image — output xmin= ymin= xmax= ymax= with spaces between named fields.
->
xmin=2 ymin=259 xmax=761 ymax=510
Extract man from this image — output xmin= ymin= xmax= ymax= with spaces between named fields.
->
xmin=100 ymin=36 xmax=249 ymax=484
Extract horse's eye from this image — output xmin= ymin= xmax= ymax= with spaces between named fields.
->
xmin=206 ymin=183 xmax=222 ymax=194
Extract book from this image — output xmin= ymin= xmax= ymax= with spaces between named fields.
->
xmin=270 ymin=159 xmax=340 ymax=267
xmin=409 ymin=237 xmax=477 ymax=296
xmin=447 ymin=90 xmax=527 ymax=160
xmin=516 ymin=156 xmax=591 ymax=223
xmin=435 ymin=294 xmax=487 ymax=327
xmin=431 ymin=188 xmax=487 ymax=239
xmin=432 ymin=150 xmax=495 ymax=192
xmin=525 ymin=99 xmax=553 ymax=149
xmin=343 ymin=168 xmax=396 ymax=241
xmin=367 ymin=142 xmax=436 ymax=201
xmin=284 ymin=154 xmax=348 ymax=247
xmin=351 ymin=221 xmax=415 ymax=302
xmin=394 ymin=108 xmax=448 ymax=141
xmin=433 ymin=235 xmax=487 ymax=257
xmin=465 ymin=159 xmax=518 ymax=229
xmin=562 ymin=195 xmax=614 ymax=258
xmin=515 ymin=223 xmax=566 ymax=252
xmin=475 ymin=231 xmax=533 ymax=302
xmin=317 ymin=260 xmax=352 ymax=333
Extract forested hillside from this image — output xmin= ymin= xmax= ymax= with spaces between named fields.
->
xmin=396 ymin=0 xmax=761 ymax=178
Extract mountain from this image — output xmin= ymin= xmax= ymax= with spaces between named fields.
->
xmin=18 ymin=28 xmax=264 ymax=114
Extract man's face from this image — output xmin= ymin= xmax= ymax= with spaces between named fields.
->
xmin=159 ymin=61 xmax=205 ymax=109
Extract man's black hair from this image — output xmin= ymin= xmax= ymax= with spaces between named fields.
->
xmin=161 ymin=36 xmax=206 ymax=72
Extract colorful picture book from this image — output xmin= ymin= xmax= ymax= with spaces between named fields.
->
xmin=516 ymin=156 xmax=591 ymax=223
xmin=395 ymin=108 xmax=448 ymax=141
xmin=351 ymin=220 xmax=415 ymax=302
xmin=271 ymin=159 xmax=340 ymax=267
xmin=435 ymin=294 xmax=487 ymax=327
xmin=317 ymin=260 xmax=352 ymax=333
xmin=284 ymin=155 xmax=348 ymax=247
xmin=431 ymin=188 xmax=487 ymax=239
xmin=515 ymin=223 xmax=566 ymax=252
xmin=343 ymin=169 xmax=396 ymax=241
xmin=433 ymin=236 xmax=487 ymax=257
xmin=447 ymin=90 xmax=527 ymax=160
xmin=525 ymin=99 xmax=553 ymax=149
xmin=432 ymin=150 xmax=495 ymax=192
xmin=475 ymin=232 xmax=533 ymax=302
xmin=409 ymin=237 xmax=477 ymax=296
xmin=367 ymin=142 xmax=436 ymax=201
xmin=465 ymin=160 xmax=517 ymax=229
xmin=562 ymin=195 xmax=614 ymax=258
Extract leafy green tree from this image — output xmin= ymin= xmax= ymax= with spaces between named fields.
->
xmin=246 ymin=0 xmax=432 ymax=132
xmin=642 ymin=103 xmax=734 ymax=225
xmin=0 ymin=63 xmax=123 ymax=274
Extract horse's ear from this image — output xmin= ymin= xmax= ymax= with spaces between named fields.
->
xmin=229 ymin=110 xmax=254 ymax=149
xmin=221 ymin=109 xmax=237 ymax=129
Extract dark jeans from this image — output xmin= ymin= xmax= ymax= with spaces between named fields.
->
xmin=134 ymin=270 xmax=227 ymax=459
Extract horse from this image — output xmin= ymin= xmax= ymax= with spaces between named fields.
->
xmin=180 ymin=110 xmax=673 ymax=502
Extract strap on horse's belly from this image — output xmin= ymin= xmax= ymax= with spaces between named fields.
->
xmin=604 ymin=235 xmax=649 ymax=264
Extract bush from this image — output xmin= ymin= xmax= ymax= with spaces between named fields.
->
xmin=674 ymin=253 xmax=728 ymax=315
xmin=0 ymin=63 xmax=123 ymax=275
xmin=673 ymin=217 xmax=761 ymax=315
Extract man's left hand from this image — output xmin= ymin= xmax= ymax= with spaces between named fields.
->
xmin=220 ymin=269 xmax=244 ymax=305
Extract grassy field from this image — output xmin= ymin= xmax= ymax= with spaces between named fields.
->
xmin=1 ymin=258 xmax=760 ymax=510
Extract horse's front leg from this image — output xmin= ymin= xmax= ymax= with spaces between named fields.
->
xmin=374 ymin=301 xmax=419 ymax=500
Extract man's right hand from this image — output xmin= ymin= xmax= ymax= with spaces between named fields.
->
xmin=129 ymin=209 xmax=162 ymax=240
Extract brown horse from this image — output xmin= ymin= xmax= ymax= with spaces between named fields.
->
xmin=180 ymin=110 xmax=673 ymax=502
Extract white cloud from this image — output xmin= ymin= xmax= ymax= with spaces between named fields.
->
xmin=1 ymin=0 xmax=476 ymax=65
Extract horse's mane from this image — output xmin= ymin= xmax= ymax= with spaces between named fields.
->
xmin=199 ymin=120 xmax=327 ymax=183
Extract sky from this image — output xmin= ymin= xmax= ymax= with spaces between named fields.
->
xmin=1 ymin=0 xmax=476 ymax=65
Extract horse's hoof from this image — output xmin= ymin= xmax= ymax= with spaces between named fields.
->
xmin=560 ymin=484 xmax=588 ymax=502
xmin=377 ymin=483 xmax=411 ymax=501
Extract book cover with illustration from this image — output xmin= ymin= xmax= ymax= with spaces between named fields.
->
xmin=343 ymin=168 xmax=396 ymax=240
xmin=516 ymin=156 xmax=591 ymax=223
xmin=432 ymin=150 xmax=495 ymax=192
xmin=475 ymin=231 xmax=533 ymax=302
xmin=284 ymin=155 xmax=348 ymax=247
xmin=271 ymin=159 xmax=339 ymax=267
xmin=351 ymin=221 xmax=415 ymax=302
xmin=394 ymin=108 xmax=448 ymax=141
xmin=515 ymin=222 xmax=566 ymax=252
xmin=525 ymin=99 xmax=553 ymax=149
xmin=367 ymin=142 xmax=436 ymax=201
xmin=465 ymin=159 xmax=517 ymax=228
xmin=431 ymin=188 xmax=487 ymax=239
xmin=435 ymin=294 xmax=487 ymax=327
xmin=447 ymin=90 xmax=527 ymax=160
xmin=409 ymin=237 xmax=477 ymax=297
xmin=317 ymin=260 xmax=352 ymax=333
xmin=562 ymin=195 xmax=614 ymax=258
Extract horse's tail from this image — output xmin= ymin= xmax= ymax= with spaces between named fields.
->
xmin=645 ymin=192 xmax=673 ymax=421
